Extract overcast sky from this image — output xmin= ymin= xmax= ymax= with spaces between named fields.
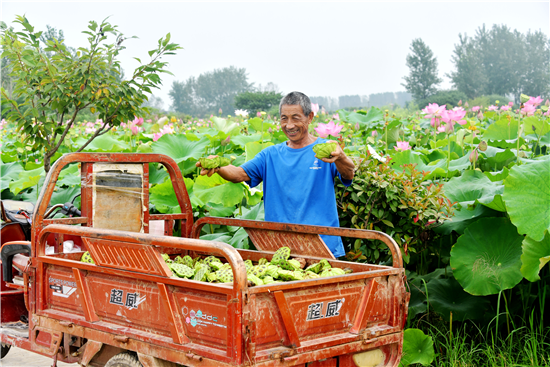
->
xmin=2 ymin=1 xmax=549 ymax=110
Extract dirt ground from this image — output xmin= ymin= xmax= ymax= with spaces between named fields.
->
xmin=0 ymin=346 xmax=72 ymax=367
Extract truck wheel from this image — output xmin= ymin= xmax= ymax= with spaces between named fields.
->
xmin=105 ymin=352 xmax=142 ymax=367
xmin=1 ymin=343 xmax=11 ymax=359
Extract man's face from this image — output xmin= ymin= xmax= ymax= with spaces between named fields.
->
xmin=280 ymin=104 xmax=314 ymax=145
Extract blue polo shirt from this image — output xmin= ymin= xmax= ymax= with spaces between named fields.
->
xmin=240 ymin=138 xmax=352 ymax=257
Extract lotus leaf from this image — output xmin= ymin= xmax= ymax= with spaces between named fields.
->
xmin=313 ymin=142 xmax=337 ymax=159
xmin=400 ymin=328 xmax=435 ymax=366
xmin=427 ymin=277 xmax=490 ymax=321
xmin=450 ymin=217 xmax=523 ymax=296
xmin=521 ymin=232 xmax=550 ymax=282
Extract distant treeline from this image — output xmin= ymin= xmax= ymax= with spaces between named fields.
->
xmin=310 ymin=92 xmax=412 ymax=111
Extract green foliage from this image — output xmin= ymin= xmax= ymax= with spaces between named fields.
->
xmin=335 ymin=156 xmax=454 ymax=264
xmin=234 ymin=91 xmax=282 ymax=116
xmin=400 ymin=328 xmax=435 ymax=366
xmin=417 ymin=89 xmax=468 ymax=109
xmin=0 ymin=15 xmax=181 ymax=172
xmin=402 ymin=38 xmax=442 ymax=101
xmin=468 ymin=94 xmax=511 ymax=109
xmin=169 ymin=66 xmax=253 ymax=117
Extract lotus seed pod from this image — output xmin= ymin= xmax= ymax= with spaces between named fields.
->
xmin=277 ymin=270 xmax=304 ymax=281
xmin=182 ymin=255 xmax=193 ymax=268
xmin=319 ymin=259 xmax=332 ymax=271
xmin=271 ymin=247 xmax=291 ymax=265
xmin=210 ymin=261 xmax=224 ymax=271
xmin=320 ymin=268 xmax=346 ymax=278
xmin=258 ymin=258 xmax=268 ymax=266
xmin=250 ymin=265 xmax=268 ymax=278
xmin=194 ymin=261 xmax=203 ymax=271
xmin=170 ymin=263 xmax=195 ymax=278
xmin=216 ymin=268 xmax=234 ymax=283
xmin=520 ymin=94 xmax=530 ymax=104
xmin=193 ymin=264 xmax=210 ymax=281
xmin=265 ymin=265 xmax=279 ymax=278
xmin=203 ymin=256 xmax=220 ymax=266
xmin=313 ymin=142 xmax=338 ymax=159
xmin=247 ymin=274 xmax=264 ymax=286
xmin=478 ymin=140 xmax=488 ymax=152
xmin=305 ymin=262 xmax=322 ymax=274
xmin=286 ymin=259 xmax=302 ymax=271
xmin=161 ymin=253 xmax=171 ymax=262
xmin=244 ymin=260 xmax=254 ymax=271
xmin=262 ymin=276 xmax=275 ymax=284
xmin=81 ymin=251 xmax=95 ymax=264
xmin=206 ymin=272 xmax=218 ymax=282
xmin=303 ymin=271 xmax=320 ymax=280
xmin=174 ymin=255 xmax=184 ymax=264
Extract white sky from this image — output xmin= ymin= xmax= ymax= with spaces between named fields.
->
xmin=2 ymin=1 xmax=549 ymax=109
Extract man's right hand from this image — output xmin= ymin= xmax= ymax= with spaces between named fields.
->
xmin=196 ymin=155 xmax=221 ymax=177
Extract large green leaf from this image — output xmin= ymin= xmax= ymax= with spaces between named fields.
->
xmin=479 ymin=148 xmax=516 ymax=171
xmin=211 ymin=116 xmax=240 ymax=135
xmin=450 ymin=217 xmax=523 ymax=296
xmin=58 ymin=164 xmax=80 ymax=187
xmin=444 ymin=170 xmax=506 ymax=212
xmin=345 ymin=108 xmax=384 ymax=129
xmin=149 ymin=177 xmax=194 ymax=214
xmin=9 ymin=167 xmax=45 ymax=195
xmin=400 ymin=328 xmax=435 ymax=366
xmin=523 ymin=116 xmax=550 ymax=136
xmin=521 ymin=232 xmax=550 ymax=282
xmin=76 ymin=134 xmax=130 ymax=152
xmin=1 ymin=162 xmax=24 ymax=191
xmin=427 ymin=277 xmax=489 ymax=321
xmin=503 ymin=160 xmax=550 ymax=241
xmin=482 ymin=118 xmax=518 ymax=140
xmin=193 ymin=174 xmax=245 ymax=207
xmin=232 ymin=133 xmax=264 ymax=148
xmin=152 ymin=134 xmax=210 ymax=164
xmin=245 ymin=141 xmax=274 ymax=162
xmin=248 ymin=117 xmax=275 ymax=133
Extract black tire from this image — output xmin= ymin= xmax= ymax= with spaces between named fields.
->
xmin=1 ymin=343 xmax=11 ymax=359
xmin=105 ymin=352 xmax=143 ymax=367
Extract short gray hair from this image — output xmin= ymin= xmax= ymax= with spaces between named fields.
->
xmin=279 ymin=91 xmax=312 ymax=117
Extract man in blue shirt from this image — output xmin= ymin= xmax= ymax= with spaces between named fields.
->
xmin=197 ymin=92 xmax=355 ymax=257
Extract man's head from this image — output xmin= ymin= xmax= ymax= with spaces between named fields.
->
xmin=279 ymin=92 xmax=314 ymax=147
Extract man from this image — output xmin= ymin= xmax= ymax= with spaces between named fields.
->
xmin=197 ymin=91 xmax=355 ymax=257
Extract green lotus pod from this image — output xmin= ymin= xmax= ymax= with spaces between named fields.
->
xmin=313 ymin=142 xmax=338 ymax=159
xmin=271 ymin=247 xmax=291 ymax=265
xmin=199 ymin=156 xmax=231 ymax=169
xmin=161 ymin=253 xmax=171 ymax=262
xmin=216 ymin=267 xmax=234 ymax=283
xmin=193 ymin=264 xmax=210 ymax=281
xmin=286 ymin=259 xmax=302 ymax=271
xmin=206 ymin=272 xmax=218 ymax=282
xmin=194 ymin=261 xmax=204 ymax=271
xmin=182 ymin=255 xmax=194 ymax=268
xmin=81 ymin=251 xmax=95 ymax=264
xmin=320 ymin=268 xmax=346 ymax=278
xmin=193 ymin=257 xmax=202 ymax=266
xmin=320 ymin=259 xmax=332 ymax=271
xmin=210 ymin=261 xmax=224 ymax=271
xmin=277 ymin=270 xmax=304 ymax=281
xmin=170 ymin=263 xmax=195 ymax=278
xmin=262 ymin=276 xmax=275 ymax=284
xmin=250 ymin=265 xmax=268 ymax=278
xmin=244 ymin=260 xmax=254 ymax=271
xmin=258 ymin=258 xmax=268 ymax=266
xmin=203 ymin=256 xmax=220 ymax=266
xmin=305 ymin=262 xmax=322 ymax=274
xmin=174 ymin=255 xmax=183 ymax=264
xmin=303 ymin=271 xmax=320 ymax=279
xmin=247 ymin=274 xmax=264 ymax=286
xmin=520 ymin=94 xmax=531 ymax=103
xmin=265 ymin=265 xmax=279 ymax=278
xmin=541 ymin=105 xmax=549 ymax=112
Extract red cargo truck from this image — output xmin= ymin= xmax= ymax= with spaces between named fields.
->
xmin=0 ymin=153 xmax=409 ymax=367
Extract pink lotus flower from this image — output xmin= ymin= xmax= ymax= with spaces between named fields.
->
xmin=257 ymin=112 xmax=262 ymax=118
xmin=133 ymin=117 xmax=144 ymax=126
xmin=501 ymin=105 xmax=511 ymax=111
xmin=526 ymin=96 xmax=543 ymax=106
xmin=394 ymin=141 xmax=411 ymax=151
xmin=521 ymin=104 xmax=536 ymax=116
xmin=442 ymin=108 xmax=467 ymax=126
xmin=131 ymin=125 xmax=141 ymax=136
xmin=311 ymin=103 xmax=320 ymax=116
xmin=85 ymin=127 xmax=96 ymax=134
xmin=153 ymin=133 xmax=163 ymax=142
xmin=332 ymin=114 xmax=340 ymax=121
xmin=371 ymin=130 xmax=378 ymax=137
xmin=471 ymin=106 xmax=480 ymax=112
xmin=314 ymin=121 xmax=343 ymax=138
xmin=508 ymin=101 xmax=514 ymax=106
xmin=488 ymin=105 xmax=498 ymax=111
xmin=146 ymin=119 xmax=152 ymax=123
xmin=421 ymin=103 xmax=446 ymax=119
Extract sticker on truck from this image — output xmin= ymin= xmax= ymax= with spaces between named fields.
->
xmin=49 ymin=277 xmax=77 ymax=298
xmin=109 ymin=288 xmax=146 ymax=309
xmin=306 ymin=298 xmax=345 ymax=321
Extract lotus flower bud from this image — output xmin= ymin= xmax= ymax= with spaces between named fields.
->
xmin=221 ymin=135 xmax=231 ymax=146
xmin=355 ymin=122 xmax=360 ymax=131
xmin=477 ymin=111 xmax=483 ymax=120
xmin=464 ymin=101 xmax=469 ymax=108
xmin=478 ymin=140 xmax=488 ymax=152
xmin=268 ymin=127 xmax=273 ymax=134
xmin=458 ymin=100 xmax=462 ymax=106
xmin=546 ymin=99 xmax=550 ymax=107
xmin=469 ymin=149 xmax=478 ymax=163
xmin=371 ymin=130 xmax=378 ymax=137
xmin=520 ymin=94 xmax=530 ymax=104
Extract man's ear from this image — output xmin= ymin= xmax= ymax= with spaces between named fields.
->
xmin=307 ymin=112 xmax=314 ymax=123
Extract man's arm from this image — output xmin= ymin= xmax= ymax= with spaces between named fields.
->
xmin=196 ymin=159 xmax=251 ymax=183
xmin=319 ymin=142 xmax=355 ymax=180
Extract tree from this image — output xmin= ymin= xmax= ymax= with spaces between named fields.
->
xmin=234 ymin=91 xmax=282 ymax=116
xmin=449 ymin=25 xmax=550 ymax=103
xmin=169 ymin=66 xmax=253 ymax=116
xmin=401 ymin=38 xmax=442 ymax=101
xmin=0 ymin=15 xmax=181 ymax=172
